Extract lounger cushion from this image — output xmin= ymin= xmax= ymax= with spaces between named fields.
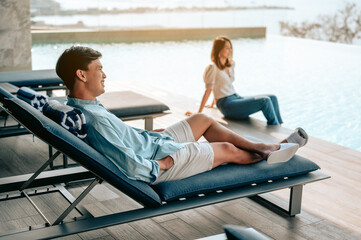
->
xmin=152 ymin=154 xmax=320 ymax=201
xmin=0 ymin=69 xmax=63 ymax=87
xmin=49 ymin=91 xmax=170 ymax=118
xmin=0 ymin=87 xmax=13 ymax=101
xmin=98 ymin=91 xmax=169 ymax=116
xmin=0 ymin=89 xmax=163 ymax=207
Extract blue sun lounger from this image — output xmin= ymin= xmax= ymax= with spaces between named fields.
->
xmin=0 ymin=87 xmax=329 ymax=240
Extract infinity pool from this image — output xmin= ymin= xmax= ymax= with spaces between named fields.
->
xmin=32 ymin=35 xmax=361 ymax=152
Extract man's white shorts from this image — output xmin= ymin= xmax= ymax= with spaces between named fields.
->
xmin=153 ymin=120 xmax=214 ymax=184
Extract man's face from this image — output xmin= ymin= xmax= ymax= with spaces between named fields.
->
xmin=83 ymin=59 xmax=106 ymax=97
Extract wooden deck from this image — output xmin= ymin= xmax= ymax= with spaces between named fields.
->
xmin=0 ymin=81 xmax=360 ymax=240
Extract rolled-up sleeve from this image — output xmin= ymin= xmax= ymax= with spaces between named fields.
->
xmin=203 ymin=64 xmax=217 ymax=89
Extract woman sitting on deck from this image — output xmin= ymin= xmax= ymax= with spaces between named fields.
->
xmin=186 ymin=36 xmax=283 ymax=126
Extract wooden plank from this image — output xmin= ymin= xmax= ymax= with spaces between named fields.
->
xmin=97 ymin=196 xmax=141 ymax=213
xmin=221 ymin=201 xmax=306 ymax=240
xmin=53 ymin=233 xmax=83 ymax=240
xmin=174 ymin=209 xmax=224 ymax=236
xmin=129 ymin=218 xmax=179 ymax=240
xmin=151 ymin=214 xmax=178 ymax=223
xmin=0 ymin=217 xmax=36 ymax=233
xmin=295 ymin=220 xmax=361 ymax=240
xmin=78 ymin=229 xmax=111 ymax=240
xmin=87 ymin=185 xmax=119 ymax=202
xmin=160 ymin=218 xmax=203 ymax=240
xmin=196 ymin=205 xmax=245 ymax=227
xmin=106 ymin=224 xmax=147 ymax=240
xmin=0 ymin=198 xmax=30 ymax=221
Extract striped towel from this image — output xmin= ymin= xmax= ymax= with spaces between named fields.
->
xmin=42 ymin=100 xmax=87 ymax=139
xmin=17 ymin=87 xmax=48 ymax=111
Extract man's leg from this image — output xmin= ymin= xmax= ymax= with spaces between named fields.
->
xmin=211 ymin=142 xmax=263 ymax=167
xmin=185 ymin=113 xmax=279 ymax=159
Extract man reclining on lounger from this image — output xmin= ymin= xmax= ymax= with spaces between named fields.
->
xmin=55 ymin=46 xmax=308 ymax=184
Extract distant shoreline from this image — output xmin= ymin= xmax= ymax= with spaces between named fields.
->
xmin=31 ymin=5 xmax=294 ymax=17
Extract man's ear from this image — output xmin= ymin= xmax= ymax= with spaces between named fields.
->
xmin=75 ymin=69 xmax=87 ymax=82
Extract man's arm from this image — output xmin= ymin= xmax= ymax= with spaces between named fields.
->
xmin=88 ymin=123 xmax=160 ymax=183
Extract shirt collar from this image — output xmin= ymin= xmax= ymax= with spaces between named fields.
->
xmin=67 ymin=97 xmax=100 ymax=107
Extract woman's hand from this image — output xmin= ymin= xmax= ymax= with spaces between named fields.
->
xmin=205 ymin=98 xmax=216 ymax=108
xmin=186 ymin=89 xmax=214 ymax=116
xmin=185 ymin=111 xmax=193 ymax=116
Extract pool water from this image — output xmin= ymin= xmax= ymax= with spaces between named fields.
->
xmin=32 ymin=35 xmax=361 ymax=152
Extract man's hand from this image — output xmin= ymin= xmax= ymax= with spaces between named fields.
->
xmin=157 ymin=156 xmax=174 ymax=170
xmin=150 ymin=128 xmax=165 ymax=132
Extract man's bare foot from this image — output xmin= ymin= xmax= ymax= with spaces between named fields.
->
xmin=254 ymin=142 xmax=280 ymax=159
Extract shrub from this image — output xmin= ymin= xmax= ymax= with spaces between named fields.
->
xmin=279 ymin=3 xmax=361 ymax=44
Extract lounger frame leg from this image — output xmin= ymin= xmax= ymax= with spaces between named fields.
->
xmin=4 ymin=151 xmax=84 ymax=225
xmin=9 ymin=150 xmax=88 ymax=228
xmin=46 ymin=89 xmax=53 ymax=97
xmin=53 ymin=178 xmax=101 ymax=225
xmin=289 ymin=185 xmax=303 ymax=216
xmin=250 ymin=184 xmax=304 ymax=217
xmin=144 ymin=117 xmax=153 ymax=131
xmin=1 ymin=172 xmax=100 ymax=228
xmin=49 ymin=145 xmax=75 ymax=170
xmin=49 ymin=145 xmax=53 ymax=169
xmin=20 ymin=150 xmax=61 ymax=191
xmin=63 ymin=155 xmax=69 ymax=168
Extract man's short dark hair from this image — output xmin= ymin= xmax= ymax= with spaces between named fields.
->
xmin=56 ymin=46 xmax=102 ymax=90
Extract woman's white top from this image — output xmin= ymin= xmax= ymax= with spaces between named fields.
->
xmin=203 ymin=62 xmax=236 ymax=100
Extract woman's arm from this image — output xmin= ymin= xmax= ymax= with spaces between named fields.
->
xmin=206 ymin=97 xmax=216 ymax=108
xmin=185 ymin=88 xmax=212 ymax=116
xmin=198 ymin=88 xmax=212 ymax=113
xmin=185 ymin=64 xmax=216 ymax=116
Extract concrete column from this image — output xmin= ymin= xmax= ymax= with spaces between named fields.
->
xmin=0 ymin=0 xmax=31 ymax=71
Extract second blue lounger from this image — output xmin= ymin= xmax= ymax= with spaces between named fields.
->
xmin=0 ymin=69 xmax=65 ymax=95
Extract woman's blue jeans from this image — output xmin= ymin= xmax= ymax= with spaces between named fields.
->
xmin=216 ymin=94 xmax=283 ymax=125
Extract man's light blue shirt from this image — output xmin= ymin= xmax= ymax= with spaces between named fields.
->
xmin=67 ymin=97 xmax=184 ymax=183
